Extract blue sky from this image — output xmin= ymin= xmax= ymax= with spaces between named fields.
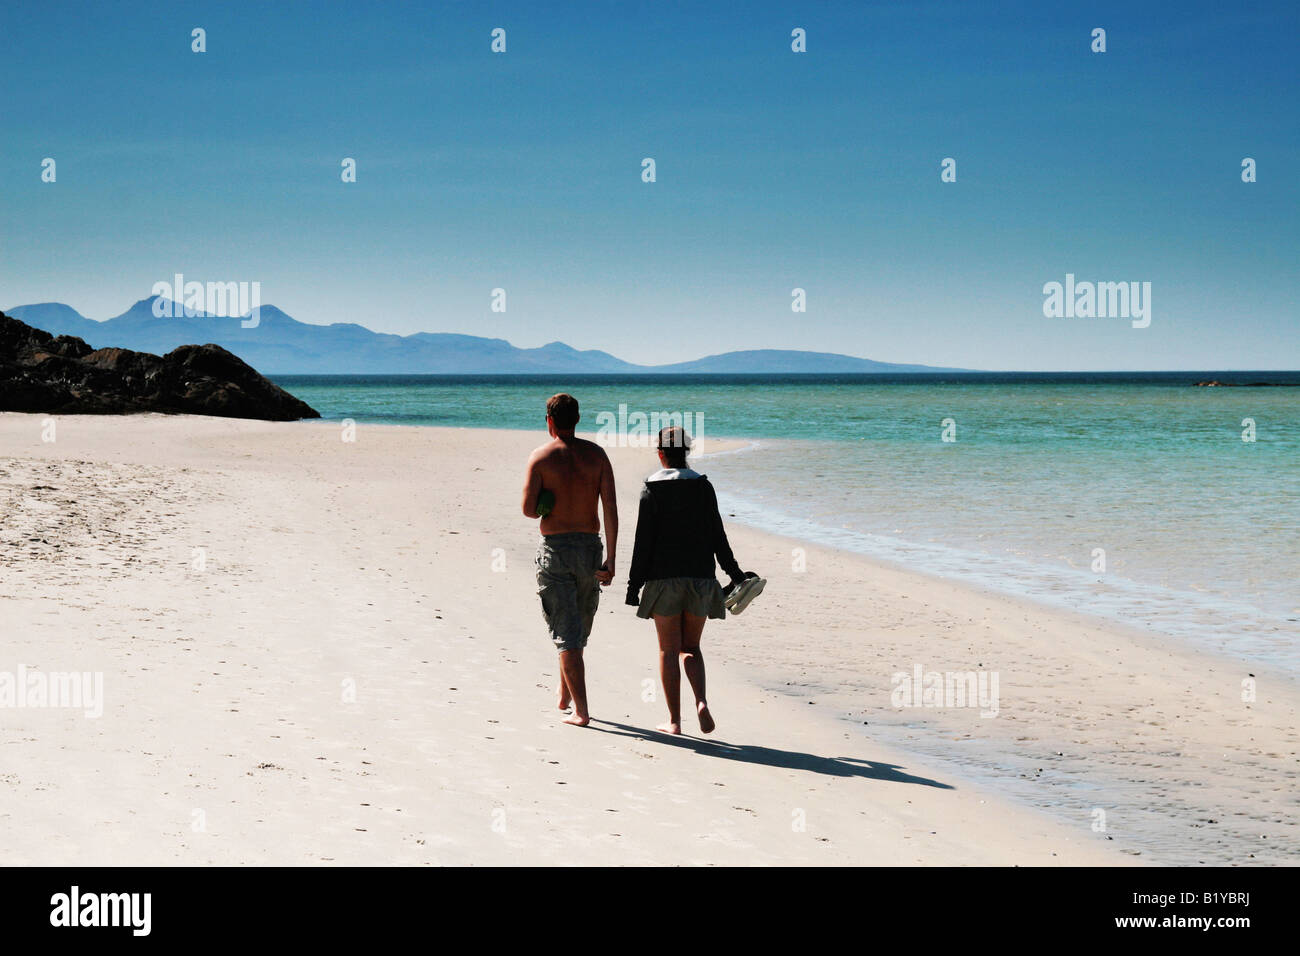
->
xmin=1 ymin=0 xmax=1296 ymax=369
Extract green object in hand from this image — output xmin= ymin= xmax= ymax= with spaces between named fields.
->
xmin=536 ymin=489 xmax=555 ymax=518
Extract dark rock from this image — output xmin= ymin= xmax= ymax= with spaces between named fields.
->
xmin=1192 ymin=380 xmax=1297 ymax=387
xmin=0 ymin=311 xmax=319 ymax=420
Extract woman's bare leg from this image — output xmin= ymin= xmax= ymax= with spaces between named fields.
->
xmin=653 ymin=614 xmax=683 ymax=734
xmin=679 ymin=612 xmax=713 ymax=733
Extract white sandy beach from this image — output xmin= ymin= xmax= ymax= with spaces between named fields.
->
xmin=2 ymin=413 xmax=1295 ymax=865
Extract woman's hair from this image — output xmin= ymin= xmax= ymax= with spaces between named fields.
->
xmin=657 ymin=425 xmax=691 ymax=468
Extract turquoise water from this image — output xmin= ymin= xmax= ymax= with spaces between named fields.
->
xmin=277 ymin=373 xmax=1300 ymax=669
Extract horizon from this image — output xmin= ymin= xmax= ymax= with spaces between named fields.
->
xmin=2 ymin=0 xmax=1297 ymax=370
xmin=6 ymin=294 xmax=1299 ymax=374
xmin=10 ymin=295 xmax=1300 ymax=377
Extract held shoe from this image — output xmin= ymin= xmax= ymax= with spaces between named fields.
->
xmin=724 ymin=572 xmax=766 ymax=615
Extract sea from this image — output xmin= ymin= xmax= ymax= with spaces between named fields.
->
xmin=275 ymin=372 xmax=1300 ymax=673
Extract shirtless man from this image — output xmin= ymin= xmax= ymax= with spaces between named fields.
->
xmin=521 ymin=393 xmax=617 ymax=726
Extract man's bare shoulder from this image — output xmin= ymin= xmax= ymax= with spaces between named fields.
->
xmin=528 ymin=438 xmax=563 ymax=462
xmin=571 ymin=436 xmax=611 ymax=460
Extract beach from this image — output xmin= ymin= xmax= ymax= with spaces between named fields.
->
xmin=2 ymin=413 xmax=1295 ymax=865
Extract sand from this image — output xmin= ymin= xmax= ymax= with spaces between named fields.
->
xmin=1 ymin=413 xmax=1294 ymax=865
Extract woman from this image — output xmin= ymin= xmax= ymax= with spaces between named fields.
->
xmin=625 ymin=425 xmax=753 ymax=735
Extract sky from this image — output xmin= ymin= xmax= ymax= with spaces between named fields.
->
xmin=1 ymin=0 xmax=1296 ymax=370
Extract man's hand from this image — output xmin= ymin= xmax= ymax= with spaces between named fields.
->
xmin=595 ymin=559 xmax=615 ymax=586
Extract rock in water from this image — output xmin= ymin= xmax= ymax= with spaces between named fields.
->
xmin=0 ymin=311 xmax=320 ymax=420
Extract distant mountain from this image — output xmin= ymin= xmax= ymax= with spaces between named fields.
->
xmin=654 ymin=349 xmax=948 ymax=374
xmin=6 ymin=297 xmax=969 ymax=375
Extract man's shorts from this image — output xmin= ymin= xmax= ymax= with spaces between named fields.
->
xmin=535 ymin=532 xmax=603 ymax=652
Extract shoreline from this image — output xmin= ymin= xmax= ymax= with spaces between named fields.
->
xmin=713 ymin=518 xmax=1300 ymax=864
xmin=711 ymin=478 xmax=1300 ymax=679
xmin=267 ymin=416 xmax=1297 ymax=671
xmin=330 ymin=419 xmax=1298 ymax=679
xmin=2 ymin=413 xmax=1295 ymax=865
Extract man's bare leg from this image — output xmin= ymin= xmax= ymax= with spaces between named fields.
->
xmin=679 ymin=612 xmax=713 ymax=733
xmin=557 ymin=674 xmax=572 ymax=711
xmin=653 ymin=614 xmax=683 ymax=734
xmin=558 ymin=649 xmax=589 ymax=726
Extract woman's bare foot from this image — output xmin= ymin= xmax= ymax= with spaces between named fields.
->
xmin=656 ymin=721 xmax=682 ymax=735
xmin=697 ymin=701 xmax=715 ymax=734
xmin=563 ymin=711 xmax=590 ymax=727
xmin=558 ymin=680 xmax=571 ymax=711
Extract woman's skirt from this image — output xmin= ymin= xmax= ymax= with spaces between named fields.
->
xmin=636 ymin=576 xmax=726 ymax=620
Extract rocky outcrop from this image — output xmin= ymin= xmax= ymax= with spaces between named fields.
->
xmin=0 ymin=311 xmax=319 ymax=420
xmin=1192 ymin=380 xmax=1297 ymax=387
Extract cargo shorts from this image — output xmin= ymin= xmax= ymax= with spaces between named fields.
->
xmin=535 ymin=532 xmax=603 ymax=652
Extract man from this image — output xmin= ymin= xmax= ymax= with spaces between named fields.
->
xmin=521 ymin=393 xmax=617 ymax=726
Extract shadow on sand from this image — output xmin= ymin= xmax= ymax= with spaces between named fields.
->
xmin=590 ymin=719 xmax=955 ymax=790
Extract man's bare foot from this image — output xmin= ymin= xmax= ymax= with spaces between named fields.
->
xmin=656 ymin=721 xmax=682 ymax=735
xmin=563 ymin=712 xmax=590 ymax=727
xmin=558 ymin=681 xmax=571 ymax=711
xmin=697 ymin=701 xmax=715 ymax=734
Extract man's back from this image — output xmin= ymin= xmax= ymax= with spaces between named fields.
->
xmin=530 ymin=436 xmax=609 ymax=535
